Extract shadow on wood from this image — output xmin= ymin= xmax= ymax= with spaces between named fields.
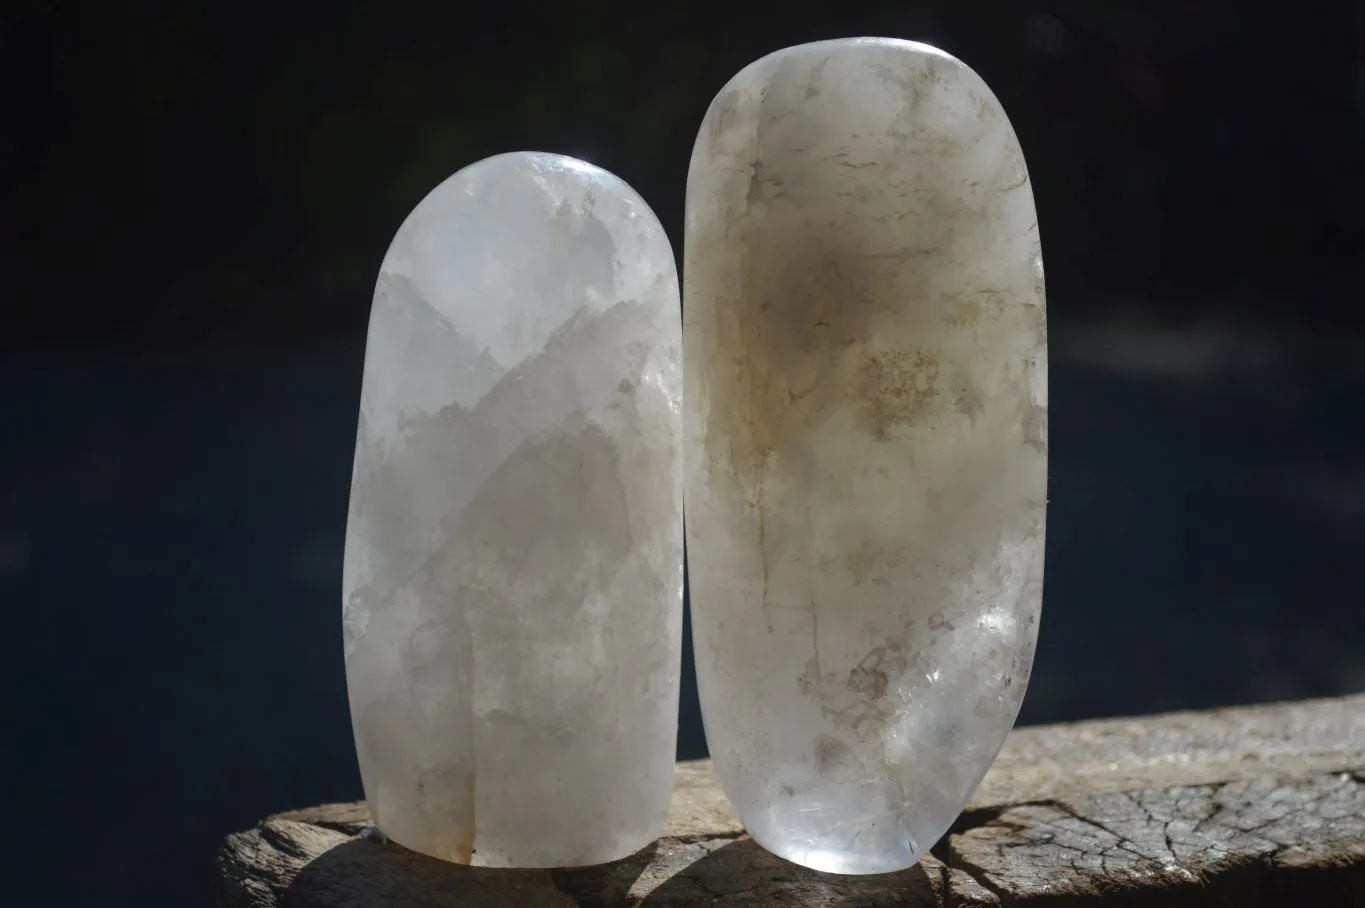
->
xmin=628 ymin=837 xmax=941 ymax=907
xmin=284 ymin=834 xmax=656 ymax=907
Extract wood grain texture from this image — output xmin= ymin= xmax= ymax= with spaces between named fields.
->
xmin=214 ymin=695 xmax=1365 ymax=906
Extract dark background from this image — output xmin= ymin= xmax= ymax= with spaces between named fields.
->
xmin=4 ymin=2 xmax=1364 ymax=905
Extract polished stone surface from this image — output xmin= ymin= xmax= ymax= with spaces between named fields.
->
xmin=344 ymin=151 xmax=683 ymax=867
xmin=683 ymin=38 xmax=1048 ymax=873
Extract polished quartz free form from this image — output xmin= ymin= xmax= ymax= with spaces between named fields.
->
xmin=683 ymin=39 xmax=1048 ymax=874
xmin=343 ymin=152 xmax=684 ymax=867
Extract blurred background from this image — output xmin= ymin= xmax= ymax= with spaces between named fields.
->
xmin=4 ymin=1 xmax=1364 ymax=905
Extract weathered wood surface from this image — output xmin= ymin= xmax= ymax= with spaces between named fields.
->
xmin=215 ymin=694 xmax=1365 ymax=906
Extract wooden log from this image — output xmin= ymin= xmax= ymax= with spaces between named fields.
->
xmin=214 ymin=694 xmax=1365 ymax=906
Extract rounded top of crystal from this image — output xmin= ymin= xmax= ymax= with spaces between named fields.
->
xmin=374 ymin=151 xmax=676 ymax=409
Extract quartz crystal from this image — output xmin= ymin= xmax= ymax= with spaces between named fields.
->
xmin=343 ymin=152 xmax=683 ymax=868
xmin=683 ymin=39 xmax=1048 ymax=874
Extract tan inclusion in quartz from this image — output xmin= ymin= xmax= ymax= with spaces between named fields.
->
xmin=683 ymin=39 xmax=1048 ymax=874
xmin=343 ymin=152 xmax=683 ymax=868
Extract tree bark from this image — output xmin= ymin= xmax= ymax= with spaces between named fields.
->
xmin=214 ymin=694 xmax=1365 ymax=906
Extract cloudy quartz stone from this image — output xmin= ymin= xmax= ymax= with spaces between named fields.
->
xmin=682 ymin=39 xmax=1048 ymax=873
xmin=343 ymin=152 xmax=684 ymax=868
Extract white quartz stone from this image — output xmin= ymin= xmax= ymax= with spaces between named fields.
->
xmin=683 ymin=39 xmax=1047 ymax=874
xmin=343 ymin=152 xmax=683 ymax=868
